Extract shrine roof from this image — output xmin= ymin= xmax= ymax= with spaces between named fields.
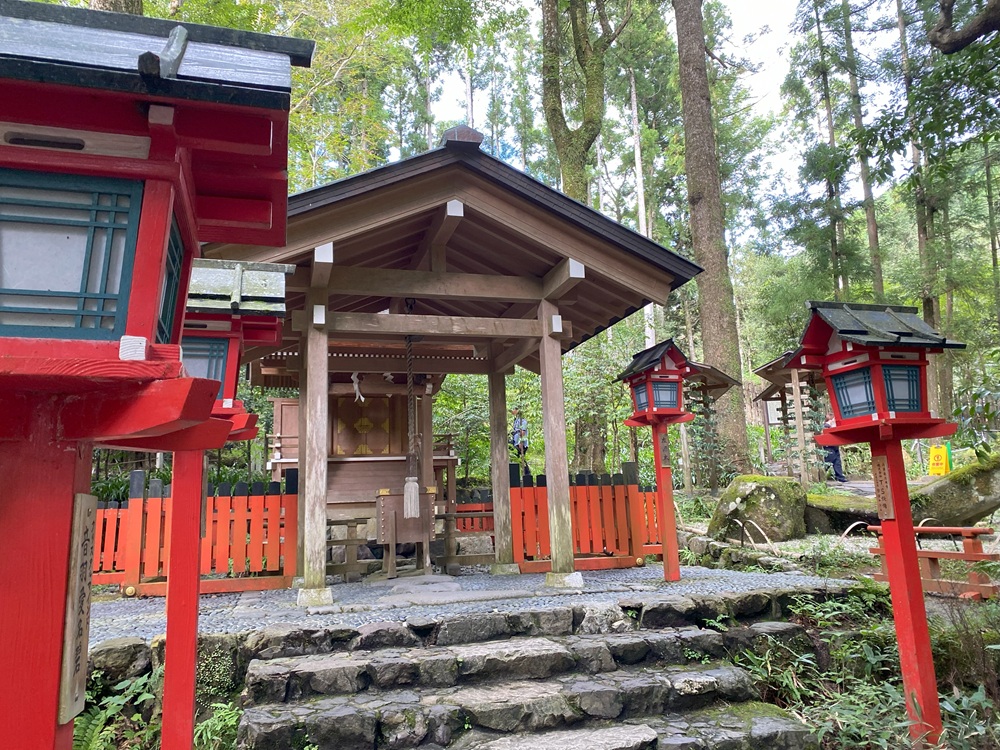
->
xmin=616 ymin=339 xmax=738 ymax=398
xmin=0 ymin=0 xmax=313 ymax=109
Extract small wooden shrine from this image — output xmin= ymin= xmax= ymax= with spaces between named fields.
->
xmin=753 ymin=351 xmax=828 ymax=485
xmin=206 ymin=126 xmax=702 ymax=595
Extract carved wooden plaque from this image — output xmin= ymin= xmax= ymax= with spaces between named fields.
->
xmin=59 ymin=492 xmax=98 ymax=724
xmin=872 ymin=455 xmax=895 ymax=520
xmin=658 ymin=430 xmax=671 ymax=468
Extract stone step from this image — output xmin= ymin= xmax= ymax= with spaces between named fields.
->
xmin=237 ymin=663 xmax=759 ymax=749
xmin=242 ymin=625 xmax=758 ymax=706
xmin=451 ymin=703 xmax=817 ymax=750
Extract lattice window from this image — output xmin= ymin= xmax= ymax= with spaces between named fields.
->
xmin=156 ymin=220 xmax=184 ymax=344
xmin=831 ymin=367 xmax=875 ymax=418
xmin=0 ymin=169 xmax=142 ymax=339
xmin=884 ymin=365 xmax=921 ymax=412
xmin=181 ymin=337 xmax=228 ymax=398
xmin=653 ymin=381 xmax=678 ymax=409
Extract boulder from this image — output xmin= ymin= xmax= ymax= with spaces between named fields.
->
xmin=708 ymin=475 xmax=806 ymax=542
xmin=910 ymin=454 xmax=1000 ymax=526
xmin=88 ymin=637 xmax=151 ymax=683
xmin=805 ymin=494 xmax=878 ymax=533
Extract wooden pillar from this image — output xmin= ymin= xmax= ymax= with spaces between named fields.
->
xmin=161 ymin=450 xmax=205 ymax=750
xmin=301 ymin=296 xmax=329 ymax=594
xmin=678 ymin=422 xmax=693 ymax=496
xmin=873 ymin=440 xmax=942 ymax=743
xmin=296 ymin=361 xmax=307 ymax=572
xmin=488 ymin=368 xmax=515 ymax=566
xmin=420 ymin=393 xmax=434 ymax=487
xmin=790 ymin=369 xmax=809 ymax=486
xmin=0 ymin=399 xmax=89 ymax=750
xmin=537 ymin=299 xmax=575 ymax=580
xmin=780 ymin=390 xmax=793 ymax=477
xmin=761 ymin=401 xmax=773 ymax=463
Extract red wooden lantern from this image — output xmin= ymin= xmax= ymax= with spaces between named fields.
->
xmin=183 ymin=259 xmax=294 ymax=440
xmin=790 ymin=301 xmax=966 ymax=744
xmin=0 ymin=3 xmax=312 ymax=749
xmin=620 ymin=340 xmax=696 ymax=428
xmin=618 ymin=340 xmax=738 ymax=581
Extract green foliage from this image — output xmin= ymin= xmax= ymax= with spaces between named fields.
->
xmin=193 ymin=703 xmax=243 ymax=750
xmin=73 ymin=668 xmax=162 ymax=750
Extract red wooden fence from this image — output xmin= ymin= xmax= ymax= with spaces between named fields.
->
xmin=92 ymin=474 xmax=297 ymax=597
xmin=454 ymin=502 xmax=495 ymax=533
xmin=508 ymin=464 xmax=663 ymax=573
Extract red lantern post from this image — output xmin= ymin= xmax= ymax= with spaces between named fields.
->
xmin=791 ymin=301 xmax=966 ymax=744
xmin=617 ymin=340 xmax=738 ymax=581
xmin=0 ymin=4 xmax=311 ymax=748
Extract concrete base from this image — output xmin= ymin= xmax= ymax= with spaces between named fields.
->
xmin=545 ymin=571 xmax=584 ymax=588
xmin=490 ymin=563 xmax=522 ymax=576
xmin=296 ymin=586 xmax=335 ymax=607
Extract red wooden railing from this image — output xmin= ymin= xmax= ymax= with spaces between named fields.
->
xmin=92 ymin=475 xmax=297 ymax=597
xmin=454 ymin=502 xmax=495 ymax=533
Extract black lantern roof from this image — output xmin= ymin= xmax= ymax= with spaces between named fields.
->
xmin=615 ymin=338 xmax=739 ymax=398
xmin=615 ymin=339 xmax=686 ymax=382
xmin=0 ymin=0 xmax=314 ymax=109
xmin=806 ymin=301 xmax=966 ymax=350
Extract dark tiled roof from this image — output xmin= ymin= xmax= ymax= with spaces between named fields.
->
xmin=808 ymin=301 xmax=966 ymax=350
xmin=615 ymin=340 xmax=681 ymax=382
xmin=0 ymin=0 xmax=313 ymax=109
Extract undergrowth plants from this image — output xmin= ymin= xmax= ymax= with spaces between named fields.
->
xmin=737 ymin=582 xmax=1000 ymax=749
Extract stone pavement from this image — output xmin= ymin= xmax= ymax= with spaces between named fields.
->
xmin=89 ymin=564 xmax=847 ymax=647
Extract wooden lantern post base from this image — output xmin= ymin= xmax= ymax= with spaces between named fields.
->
xmin=652 ymin=421 xmax=680 ymax=582
xmin=872 ymin=439 xmax=942 ymax=745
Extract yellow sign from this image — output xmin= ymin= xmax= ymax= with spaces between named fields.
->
xmin=928 ymin=445 xmax=950 ymax=476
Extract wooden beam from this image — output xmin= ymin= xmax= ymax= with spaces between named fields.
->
xmin=311 ymin=243 xmax=334 ymax=289
xmin=329 ymin=382 xmax=442 ymax=396
xmin=542 ymin=258 xmax=585 ymax=300
xmin=325 ymin=357 xmax=491 ymax=375
xmin=493 ymin=339 xmax=539 ymax=374
xmin=327 ymin=266 xmax=542 ymax=303
xmin=412 ymin=199 xmax=464 ymax=270
xmin=292 ymin=310 xmax=543 ymax=339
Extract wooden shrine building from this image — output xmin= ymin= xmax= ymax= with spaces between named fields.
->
xmin=206 ymin=126 xmax=701 ymax=596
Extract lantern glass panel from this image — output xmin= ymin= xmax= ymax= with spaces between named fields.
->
xmin=156 ymin=220 xmax=184 ymax=344
xmin=182 ymin=336 xmax=228 ymax=398
xmin=884 ymin=365 xmax=921 ymax=412
xmin=633 ymin=383 xmax=648 ymax=411
xmin=653 ymin=381 xmax=678 ymax=409
xmin=831 ymin=367 xmax=876 ymax=418
xmin=0 ymin=170 xmax=141 ymax=339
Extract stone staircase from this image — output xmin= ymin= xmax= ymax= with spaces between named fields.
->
xmin=236 ymin=595 xmax=823 ymax=749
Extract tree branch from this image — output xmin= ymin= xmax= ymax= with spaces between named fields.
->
xmin=929 ymin=0 xmax=1000 ymax=54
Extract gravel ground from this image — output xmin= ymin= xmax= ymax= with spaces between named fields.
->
xmin=89 ymin=564 xmax=847 ymax=647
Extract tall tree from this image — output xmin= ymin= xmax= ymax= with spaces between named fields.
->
xmin=90 ymin=0 xmax=142 ymax=13
xmin=929 ymin=0 xmax=1000 ymax=53
xmin=672 ymin=0 xmax=750 ymax=471
xmin=838 ymin=0 xmax=884 ymax=301
xmin=540 ymin=0 xmax=632 ymax=199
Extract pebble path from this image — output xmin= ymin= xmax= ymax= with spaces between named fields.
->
xmin=89 ymin=564 xmax=848 ymax=646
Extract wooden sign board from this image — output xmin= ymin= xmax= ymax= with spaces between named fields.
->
xmin=872 ymin=455 xmax=895 ymax=521
xmin=657 ymin=430 xmax=671 ymax=468
xmin=59 ymin=493 xmax=98 ymax=724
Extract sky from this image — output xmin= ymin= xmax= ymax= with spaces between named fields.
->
xmin=723 ymin=0 xmax=798 ymax=120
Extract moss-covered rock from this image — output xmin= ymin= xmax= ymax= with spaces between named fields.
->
xmin=806 ymin=493 xmax=879 ymax=533
xmin=910 ymin=453 xmax=1000 ymax=526
xmin=707 ymin=475 xmax=807 ymax=542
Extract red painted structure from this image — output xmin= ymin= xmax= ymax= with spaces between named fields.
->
xmin=617 ymin=340 xmax=737 ymax=582
xmin=0 ymin=3 xmax=311 ymax=749
xmin=790 ymin=301 xmax=966 ymax=744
